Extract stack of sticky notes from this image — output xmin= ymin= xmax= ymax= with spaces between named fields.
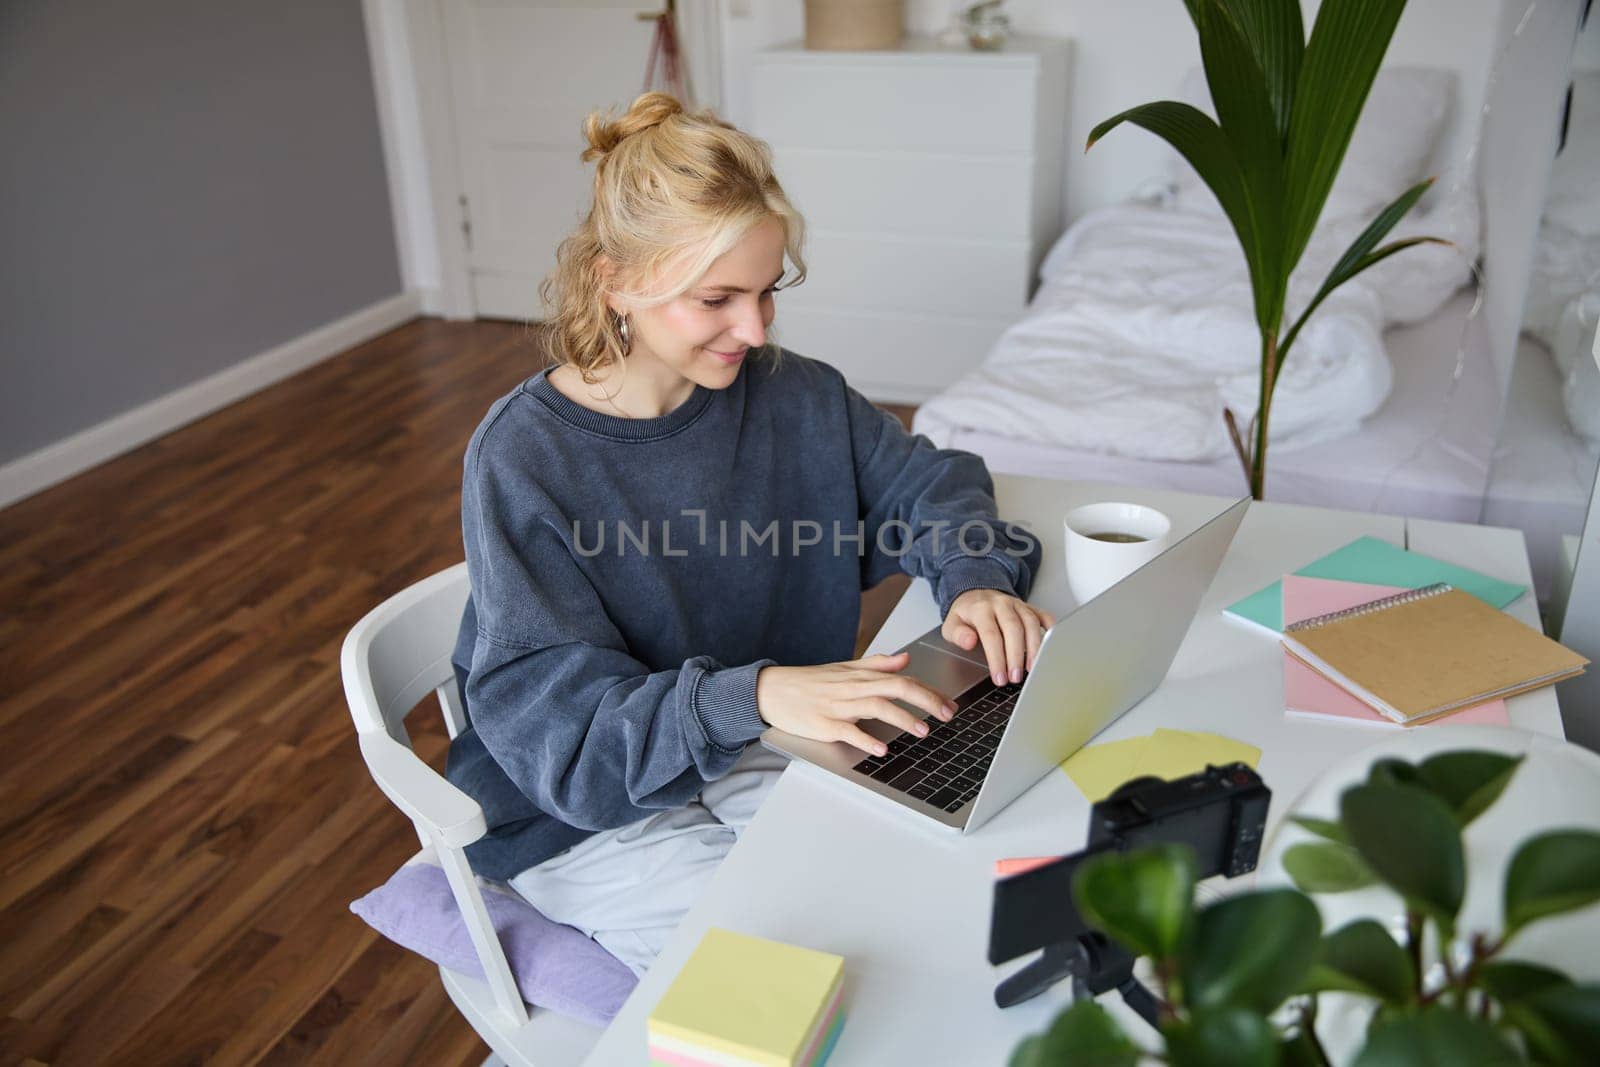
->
xmin=1058 ymin=728 xmax=1261 ymax=803
xmin=648 ymin=927 xmax=846 ymax=1067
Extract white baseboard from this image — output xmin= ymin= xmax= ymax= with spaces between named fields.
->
xmin=0 ymin=290 xmax=423 ymax=510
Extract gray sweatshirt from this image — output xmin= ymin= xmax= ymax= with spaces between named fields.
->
xmin=447 ymin=350 xmax=1040 ymax=880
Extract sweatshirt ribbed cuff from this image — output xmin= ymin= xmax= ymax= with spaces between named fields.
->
xmin=692 ymin=659 xmax=777 ymax=752
xmin=935 ymin=554 xmax=1019 ymax=618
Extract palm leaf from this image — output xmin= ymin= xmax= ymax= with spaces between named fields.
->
xmin=1189 ymin=0 xmax=1288 ymax=328
xmin=1214 ymin=0 xmax=1304 ymax=143
xmin=1087 ymin=101 xmax=1258 ymax=265
xmin=1281 ymin=0 xmax=1408 ymax=270
xmin=1278 ymin=178 xmax=1446 ymax=368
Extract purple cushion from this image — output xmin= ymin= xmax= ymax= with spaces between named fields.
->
xmin=350 ymin=862 xmax=638 ymax=1027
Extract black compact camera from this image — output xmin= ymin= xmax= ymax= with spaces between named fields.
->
xmin=988 ymin=763 xmax=1270 ymax=1018
xmin=1088 ymin=762 xmax=1270 ymax=878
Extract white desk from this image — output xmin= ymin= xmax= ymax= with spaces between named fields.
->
xmin=583 ymin=478 xmax=1564 ymax=1066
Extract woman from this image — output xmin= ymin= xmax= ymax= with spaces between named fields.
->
xmin=447 ymin=92 xmax=1054 ymax=976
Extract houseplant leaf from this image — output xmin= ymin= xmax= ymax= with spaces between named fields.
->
xmin=1502 ymin=984 xmax=1600 ymax=1065
xmin=1367 ymin=757 xmax=1419 ymax=787
xmin=1086 ymin=102 xmax=1258 ymax=280
xmin=1414 ymin=751 xmax=1523 ymax=828
xmin=1503 ymin=829 xmax=1600 ymax=937
xmin=1074 ymin=843 xmax=1197 ymax=961
xmin=1477 ymin=960 xmax=1572 ymax=1004
xmin=1182 ymin=889 xmax=1321 ymax=1013
xmin=1279 ymin=1025 xmax=1326 ymax=1067
xmin=1185 ymin=0 xmax=1288 ymax=328
xmin=1280 ymin=0 xmax=1409 ymax=269
xmin=1008 ymin=1000 xmax=1138 ymax=1067
xmin=1341 ymin=780 xmax=1465 ymax=926
xmin=1302 ymin=919 xmax=1415 ymax=1004
xmin=1283 ymin=841 xmax=1377 ymax=892
xmin=1289 ymin=815 xmax=1346 ymax=844
xmin=1163 ymin=1007 xmax=1277 ymax=1067
xmin=1278 ymin=179 xmax=1445 ymax=367
xmin=1210 ymin=0 xmax=1304 ymax=141
xmin=1352 ymin=1005 xmax=1522 ymax=1066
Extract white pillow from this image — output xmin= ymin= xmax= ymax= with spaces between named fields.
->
xmin=1166 ymin=66 xmax=1456 ymax=223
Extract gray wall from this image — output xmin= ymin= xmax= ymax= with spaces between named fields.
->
xmin=0 ymin=0 xmax=402 ymax=465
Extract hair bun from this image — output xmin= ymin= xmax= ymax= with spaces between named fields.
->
xmin=581 ymin=92 xmax=685 ymax=164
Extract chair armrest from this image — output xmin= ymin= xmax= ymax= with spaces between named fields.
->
xmin=358 ymin=731 xmax=488 ymax=848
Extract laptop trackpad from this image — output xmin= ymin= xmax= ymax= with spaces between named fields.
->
xmin=902 ymin=638 xmax=992 ymax=701
xmin=916 ymin=630 xmax=991 ymax=669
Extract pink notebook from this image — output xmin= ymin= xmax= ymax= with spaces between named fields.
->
xmin=1281 ymin=575 xmax=1510 ymax=727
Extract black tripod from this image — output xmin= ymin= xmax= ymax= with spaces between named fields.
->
xmin=993 ymin=931 xmax=1164 ymax=1029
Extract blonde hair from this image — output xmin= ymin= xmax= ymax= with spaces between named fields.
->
xmin=540 ymin=92 xmax=808 ymax=380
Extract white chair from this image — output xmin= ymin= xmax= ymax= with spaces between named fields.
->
xmin=340 ymin=562 xmax=604 ymax=1066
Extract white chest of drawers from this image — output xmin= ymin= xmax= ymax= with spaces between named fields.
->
xmin=748 ymin=35 xmax=1070 ymax=402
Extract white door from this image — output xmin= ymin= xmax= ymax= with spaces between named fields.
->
xmin=438 ymin=0 xmax=679 ymax=320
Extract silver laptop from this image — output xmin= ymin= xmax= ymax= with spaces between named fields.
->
xmin=761 ymin=496 xmax=1250 ymax=834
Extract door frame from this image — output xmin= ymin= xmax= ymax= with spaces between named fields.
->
xmin=362 ymin=0 xmax=726 ymax=320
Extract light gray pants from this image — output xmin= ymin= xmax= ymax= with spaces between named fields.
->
xmin=508 ymin=743 xmax=790 ymax=977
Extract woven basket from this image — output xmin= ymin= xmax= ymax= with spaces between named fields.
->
xmin=804 ymin=0 xmax=904 ymax=51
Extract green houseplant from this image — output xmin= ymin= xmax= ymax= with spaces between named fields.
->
xmin=1087 ymin=0 xmax=1447 ymax=499
xmin=1008 ymin=750 xmax=1600 ymax=1066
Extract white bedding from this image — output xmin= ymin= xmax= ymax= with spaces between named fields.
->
xmin=916 ymin=192 xmax=1480 ymax=464
xmin=924 ymin=291 xmax=1500 ymax=519
xmin=920 ymin=296 xmax=1596 ymax=601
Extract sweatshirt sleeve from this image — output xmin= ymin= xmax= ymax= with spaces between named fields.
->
xmin=845 ymin=382 xmax=1042 ymax=616
xmin=462 ymin=451 xmax=774 ymax=833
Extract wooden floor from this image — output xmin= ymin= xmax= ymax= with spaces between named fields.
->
xmin=0 ymin=319 xmax=914 ymax=1066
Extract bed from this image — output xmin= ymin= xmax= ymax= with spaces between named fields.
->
xmin=912 ymin=67 xmax=1598 ymax=601
xmin=920 ymin=289 xmax=1501 ymax=521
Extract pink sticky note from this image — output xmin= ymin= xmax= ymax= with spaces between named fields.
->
xmin=994 ymin=855 xmax=1064 ymax=878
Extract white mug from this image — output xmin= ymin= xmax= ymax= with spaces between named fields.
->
xmin=1063 ymin=502 xmax=1173 ymax=604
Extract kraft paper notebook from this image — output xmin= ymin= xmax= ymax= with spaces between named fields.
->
xmin=648 ymin=927 xmax=845 ymax=1067
xmin=1224 ymin=536 xmax=1528 ymax=634
xmin=1280 ymin=576 xmax=1510 ymax=727
xmin=1281 ymin=583 xmax=1588 ymax=725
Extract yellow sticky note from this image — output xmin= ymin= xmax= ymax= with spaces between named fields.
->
xmin=649 ymin=928 xmax=843 ymax=1066
xmin=1062 ymin=731 xmax=1261 ymax=803
xmin=1060 ymin=736 xmax=1149 ymax=802
xmin=1132 ymin=728 xmax=1261 ymax=783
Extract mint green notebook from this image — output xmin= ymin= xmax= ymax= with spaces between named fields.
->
xmin=1224 ymin=536 xmax=1528 ymax=634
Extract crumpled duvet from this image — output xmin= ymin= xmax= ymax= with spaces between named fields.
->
xmin=915 ymin=201 xmax=1454 ymax=462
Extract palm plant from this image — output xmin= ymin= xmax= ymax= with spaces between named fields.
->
xmin=1088 ymin=0 xmax=1447 ymax=499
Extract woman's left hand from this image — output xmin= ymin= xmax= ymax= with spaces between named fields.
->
xmin=942 ymin=588 xmax=1056 ymax=688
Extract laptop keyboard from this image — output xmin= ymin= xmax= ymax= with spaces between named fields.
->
xmin=851 ymin=678 xmax=1024 ymax=814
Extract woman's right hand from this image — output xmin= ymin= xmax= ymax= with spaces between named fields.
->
xmin=756 ymin=652 xmax=958 ymax=757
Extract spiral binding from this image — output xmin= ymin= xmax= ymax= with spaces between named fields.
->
xmin=1284 ymin=583 xmax=1454 ymax=633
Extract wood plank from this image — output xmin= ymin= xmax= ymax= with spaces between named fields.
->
xmin=257 ymin=937 xmax=436 ymax=1066
xmin=0 ymin=730 xmax=236 ymax=912
xmin=9 ymin=845 xmax=227 ymax=1023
